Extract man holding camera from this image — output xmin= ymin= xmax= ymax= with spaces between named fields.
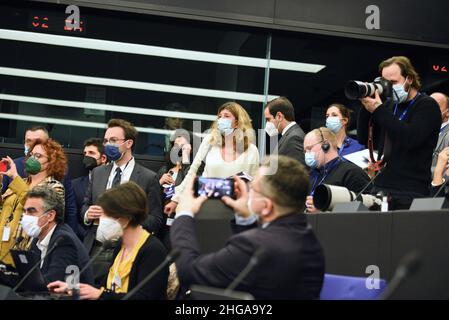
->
xmin=170 ymin=155 xmax=325 ymax=299
xmin=358 ymin=56 xmax=441 ymax=210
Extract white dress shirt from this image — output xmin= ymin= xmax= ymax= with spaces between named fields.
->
xmin=106 ymin=157 xmax=136 ymax=189
xmin=36 ymin=224 xmax=57 ymax=267
xmin=84 ymin=157 xmax=136 ymax=225
xmin=282 ymin=121 xmax=297 ymax=136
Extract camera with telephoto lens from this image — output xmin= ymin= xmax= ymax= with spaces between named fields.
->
xmin=313 ymin=184 xmax=383 ymax=211
xmin=345 ymin=77 xmax=392 ymax=100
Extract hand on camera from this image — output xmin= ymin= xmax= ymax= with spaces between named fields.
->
xmin=361 ymin=90 xmax=382 ymax=113
xmin=0 ymin=156 xmax=19 ymax=179
xmin=305 ymin=196 xmax=319 ymax=213
xmin=222 ymin=175 xmax=251 ymax=218
xmin=176 ymin=175 xmax=208 ymax=215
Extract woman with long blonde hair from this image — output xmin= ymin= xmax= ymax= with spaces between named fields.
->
xmin=164 ymin=102 xmax=259 ymax=215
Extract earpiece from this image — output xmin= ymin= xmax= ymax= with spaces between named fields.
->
xmin=319 ymin=128 xmax=330 ymax=153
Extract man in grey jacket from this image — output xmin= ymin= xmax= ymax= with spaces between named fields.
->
xmin=264 ymin=96 xmax=306 ymax=165
xmin=431 ymin=92 xmax=449 ymax=173
xmin=81 ymin=119 xmax=163 ymax=284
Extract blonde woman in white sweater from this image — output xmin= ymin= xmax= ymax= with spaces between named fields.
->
xmin=164 ymin=102 xmax=260 ymax=215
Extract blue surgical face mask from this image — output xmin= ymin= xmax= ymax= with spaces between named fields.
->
xmin=217 ymin=118 xmax=234 ymax=136
xmin=305 ymin=152 xmax=318 ymax=169
xmin=393 ymin=77 xmax=409 ymax=104
xmin=104 ymin=142 xmax=125 ymax=162
xmin=24 ymin=144 xmax=29 ymax=156
xmin=325 ymin=116 xmax=343 ymax=133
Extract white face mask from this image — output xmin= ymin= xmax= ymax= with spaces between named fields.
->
xmin=265 ymin=121 xmax=279 ymax=137
xmin=96 ymin=216 xmax=123 ymax=243
xmin=393 ymin=77 xmax=409 ymax=104
xmin=21 ymin=213 xmax=48 ymax=238
xmin=247 ymin=195 xmax=257 ymax=216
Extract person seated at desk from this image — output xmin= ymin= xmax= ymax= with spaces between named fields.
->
xmin=48 ymin=182 xmax=168 ymax=300
xmin=22 ymin=186 xmax=94 ymax=285
xmin=171 ymin=155 xmax=325 ymax=300
xmin=304 ymin=127 xmax=370 ymax=213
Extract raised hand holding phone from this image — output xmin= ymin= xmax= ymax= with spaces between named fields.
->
xmin=0 ymin=156 xmax=18 ymax=179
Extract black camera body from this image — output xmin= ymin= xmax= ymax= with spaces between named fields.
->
xmin=345 ymin=77 xmax=392 ymax=100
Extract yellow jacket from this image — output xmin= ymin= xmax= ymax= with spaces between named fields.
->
xmin=0 ymin=176 xmax=29 ymax=266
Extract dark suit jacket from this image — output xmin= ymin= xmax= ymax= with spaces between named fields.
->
xmin=99 ymin=235 xmax=168 ymax=300
xmin=72 ymin=175 xmax=90 ymax=238
xmin=81 ymin=162 xmax=163 ymax=253
xmin=171 ymin=213 xmax=325 ymax=300
xmin=2 ymin=157 xmax=83 ymax=240
xmin=432 ymin=123 xmax=449 ymax=173
xmin=277 ymin=123 xmax=306 ymax=165
xmin=30 ymin=223 xmax=94 ymax=285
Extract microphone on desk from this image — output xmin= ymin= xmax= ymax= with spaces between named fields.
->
xmin=379 ymin=250 xmax=421 ymax=300
xmin=225 ymin=247 xmax=264 ymax=293
xmin=79 ymin=240 xmax=114 ymax=276
xmin=121 ymin=248 xmax=180 ymax=300
xmin=57 ymin=240 xmax=115 ymax=301
xmin=12 ymin=237 xmax=62 ymax=292
xmin=187 ymin=247 xmax=264 ymax=300
xmin=433 ymin=178 xmax=449 ymax=198
xmin=354 ymin=166 xmax=384 ymax=200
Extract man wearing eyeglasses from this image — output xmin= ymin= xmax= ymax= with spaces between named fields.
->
xmin=81 ymin=119 xmax=163 ymax=285
xmin=171 ymin=155 xmax=325 ymax=300
xmin=22 ymin=186 xmax=94 ymax=285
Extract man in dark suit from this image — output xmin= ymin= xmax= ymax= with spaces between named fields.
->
xmin=431 ymin=92 xmax=449 ymax=173
xmin=23 ymin=186 xmax=94 ymax=285
xmin=81 ymin=119 xmax=163 ymax=259
xmin=1 ymin=125 xmax=82 ymax=240
xmin=171 ymin=155 xmax=325 ymax=300
xmin=72 ymin=138 xmax=107 ymax=239
xmin=264 ymin=96 xmax=306 ymax=165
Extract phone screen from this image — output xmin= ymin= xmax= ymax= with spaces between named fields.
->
xmin=195 ymin=177 xmax=235 ymax=199
xmin=0 ymin=161 xmax=7 ymax=173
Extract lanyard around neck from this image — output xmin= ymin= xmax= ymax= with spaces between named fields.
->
xmin=309 ymin=158 xmax=341 ymax=196
xmin=393 ymin=93 xmax=420 ymax=121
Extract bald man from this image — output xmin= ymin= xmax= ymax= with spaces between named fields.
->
xmin=431 ymin=92 xmax=449 ymax=173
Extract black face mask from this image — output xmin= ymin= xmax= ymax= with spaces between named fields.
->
xmin=83 ymin=156 xmax=99 ymax=171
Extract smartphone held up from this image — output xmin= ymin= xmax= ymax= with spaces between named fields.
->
xmin=194 ymin=177 xmax=235 ymax=199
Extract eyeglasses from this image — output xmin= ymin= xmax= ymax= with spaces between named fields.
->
xmin=103 ymin=138 xmax=126 ymax=145
xmin=29 ymin=152 xmax=47 ymax=159
xmin=249 ymin=182 xmax=266 ymax=196
xmin=304 ymin=141 xmax=324 ymax=153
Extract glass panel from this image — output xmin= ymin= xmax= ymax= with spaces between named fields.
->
xmin=0 ymin=3 xmax=269 ymax=157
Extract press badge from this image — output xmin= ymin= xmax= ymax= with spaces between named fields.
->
xmin=113 ymin=273 xmax=122 ymax=289
xmin=19 ymin=254 xmax=28 ymax=264
xmin=2 ymin=227 xmax=10 ymax=242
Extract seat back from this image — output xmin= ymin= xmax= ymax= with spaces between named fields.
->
xmin=320 ymin=273 xmax=386 ymax=300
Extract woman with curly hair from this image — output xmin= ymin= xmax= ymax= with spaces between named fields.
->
xmin=164 ymin=101 xmax=260 ymax=215
xmin=0 ymin=138 xmax=66 ymax=264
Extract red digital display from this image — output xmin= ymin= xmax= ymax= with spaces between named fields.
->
xmin=29 ymin=12 xmax=86 ymax=34
xmin=432 ymin=65 xmax=448 ymax=73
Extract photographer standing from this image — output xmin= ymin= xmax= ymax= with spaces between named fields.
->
xmin=358 ymin=56 xmax=441 ymax=210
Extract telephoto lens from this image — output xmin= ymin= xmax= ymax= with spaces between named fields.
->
xmin=345 ymin=77 xmax=392 ymax=100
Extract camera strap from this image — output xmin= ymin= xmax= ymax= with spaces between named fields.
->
xmin=368 ymin=117 xmax=384 ymax=172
